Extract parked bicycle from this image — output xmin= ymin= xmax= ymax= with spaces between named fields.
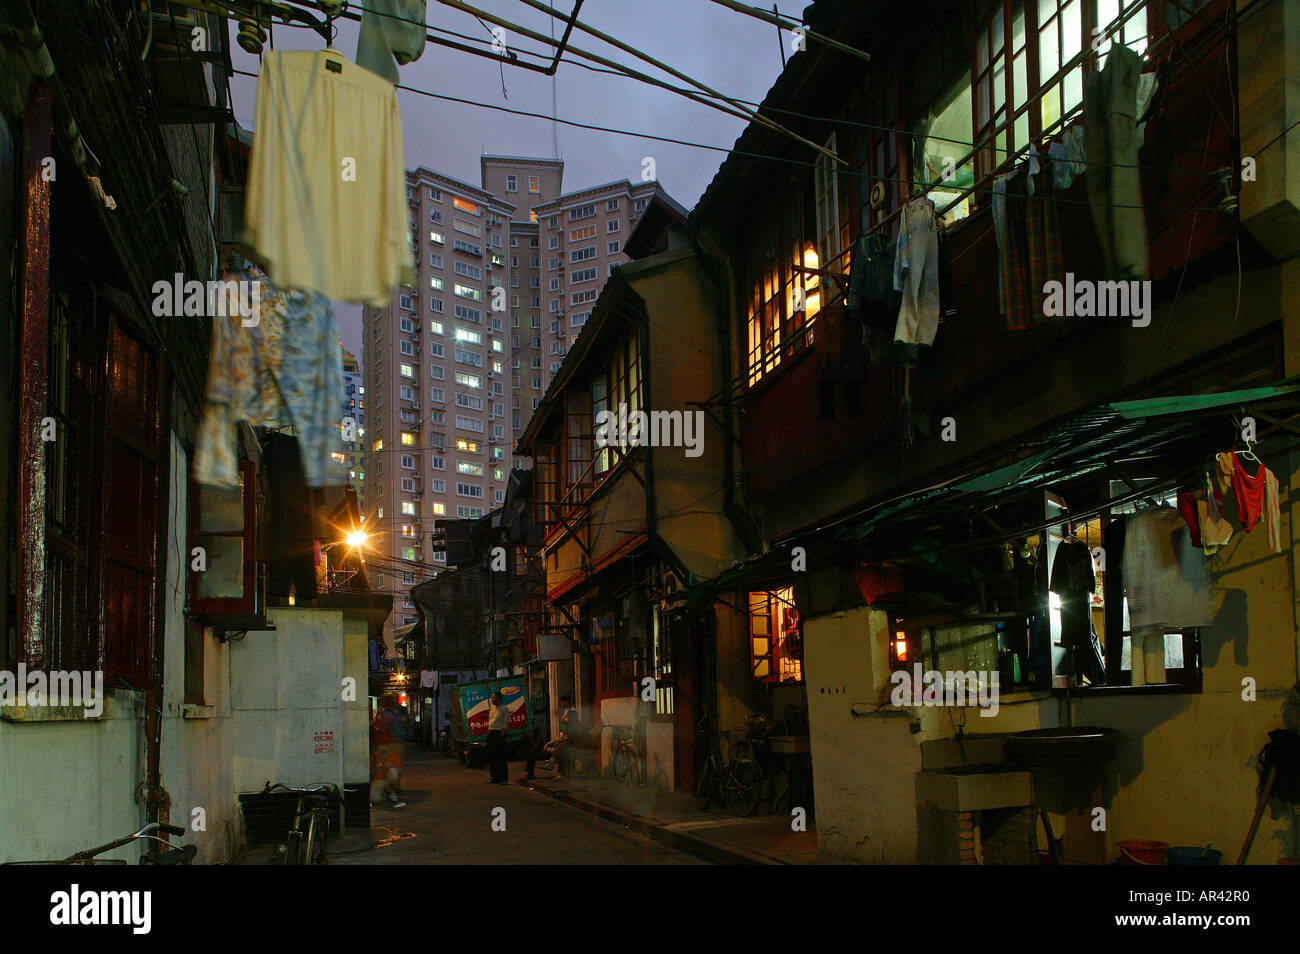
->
xmin=695 ymin=719 xmax=761 ymax=816
xmin=4 ymin=821 xmax=196 ymax=865
xmin=262 ymin=782 xmax=339 ymax=865
xmin=609 ymin=723 xmax=642 ymax=786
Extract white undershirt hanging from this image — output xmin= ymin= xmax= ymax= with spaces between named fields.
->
xmin=244 ymin=49 xmax=414 ymax=305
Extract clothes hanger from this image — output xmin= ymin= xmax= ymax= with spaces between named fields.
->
xmin=322 ymin=16 xmax=344 ymax=72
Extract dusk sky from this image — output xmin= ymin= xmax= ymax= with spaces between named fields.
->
xmin=227 ymin=1 xmax=802 ymax=354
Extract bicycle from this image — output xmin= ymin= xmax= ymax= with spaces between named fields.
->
xmin=4 ymin=822 xmax=196 ymax=865
xmin=695 ymin=719 xmax=761 ymax=817
xmin=262 ymin=782 xmax=339 ymax=865
xmin=609 ymin=724 xmax=642 ymax=786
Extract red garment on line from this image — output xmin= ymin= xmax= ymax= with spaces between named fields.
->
xmin=1232 ymin=453 xmax=1267 ymax=531
xmin=1177 ymin=491 xmax=1202 ymax=548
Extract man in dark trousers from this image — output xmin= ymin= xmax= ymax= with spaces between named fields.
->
xmin=486 ymin=691 xmax=509 ymax=784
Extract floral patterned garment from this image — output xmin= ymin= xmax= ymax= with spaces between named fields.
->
xmin=194 ymin=268 xmax=347 ymax=488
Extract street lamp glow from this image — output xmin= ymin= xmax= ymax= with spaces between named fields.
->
xmin=346 ymin=531 xmax=368 ymax=548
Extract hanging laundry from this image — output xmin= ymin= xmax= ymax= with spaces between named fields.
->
xmin=356 ymin=0 xmax=428 ymax=85
xmin=194 ymin=267 xmax=348 ymax=489
xmin=1048 ymin=124 xmax=1086 ymax=190
xmin=1123 ymin=508 xmax=1214 ymax=632
xmin=893 ymin=197 xmax=941 ymax=347
xmin=1050 ymin=538 xmax=1103 ymax=685
xmin=1025 ymin=164 xmax=1065 ymax=318
xmin=1083 ymin=42 xmax=1150 ymax=281
xmin=1198 ymin=478 xmax=1233 ymax=555
xmin=1177 ymin=490 xmax=1202 ymax=548
xmin=995 ymin=163 xmax=1064 ymax=330
xmin=1214 ymin=451 xmax=1235 ymax=496
xmin=244 ymin=49 xmax=414 ymax=305
xmin=1231 ymin=453 xmax=1269 ymax=532
xmin=847 ymin=231 xmax=903 ymax=329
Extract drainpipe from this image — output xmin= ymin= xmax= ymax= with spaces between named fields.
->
xmin=693 ymin=229 xmax=763 ymax=554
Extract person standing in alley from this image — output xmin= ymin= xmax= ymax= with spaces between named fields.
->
xmin=371 ymin=692 xmax=412 ymax=807
xmin=487 ymin=690 xmax=509 ymax=784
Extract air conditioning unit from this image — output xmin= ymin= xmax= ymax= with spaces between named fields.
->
xmin=411 ymin=401 xmax=420 ymax=409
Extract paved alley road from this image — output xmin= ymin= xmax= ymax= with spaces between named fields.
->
xmin=331 ymin=750 xmax=703 ymax=865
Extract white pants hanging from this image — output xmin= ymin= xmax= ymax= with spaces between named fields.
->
xmin=893 ymin=198 xmax=941 ymax=347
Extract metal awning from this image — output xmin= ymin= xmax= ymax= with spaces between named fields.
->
xmin=682 ymin=381 xmax=1300 ymax=603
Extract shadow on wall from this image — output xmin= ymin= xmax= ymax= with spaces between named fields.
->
xmin=1203 ymin=586 xmax=1250 ymax=669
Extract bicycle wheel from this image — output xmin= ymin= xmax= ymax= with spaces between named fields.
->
xmin=303 ymin=812 xmax=327 ymax=865
xmin=283 ymin=830 xmax=302 ymax=866
xmin=727 ymin=761 xmax=762 ymax=817
xmin=695 ymin=760 xmax=715 ymax=810
xmin=613 ymin=746 xmax=633 ymax=784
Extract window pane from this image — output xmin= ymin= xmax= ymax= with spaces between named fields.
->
xmin=196 ymin=536 xmax=243 ymax=598
xmin=1062 ymin=0 xmax=1081 ymax=60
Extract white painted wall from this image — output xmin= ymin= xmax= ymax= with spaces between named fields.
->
xmin=230 ymin=607 xmax=365 ymax=797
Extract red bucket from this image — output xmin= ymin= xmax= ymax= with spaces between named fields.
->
xmin=1120 ymin=840 xmax=1169 ymax=865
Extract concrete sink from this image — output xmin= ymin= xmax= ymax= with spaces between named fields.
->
xmin=915 ymin=763 xmax=1033 ymax=812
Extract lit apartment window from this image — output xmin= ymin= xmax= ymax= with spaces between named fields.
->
xmin=401 ymin=432 xmax=415 ymax=445
xmin=528 ymin=175 xmax=540 ymax=193
xmin=454 ymin=217 xmax=482 ymax=238
xmin=453 ymin=196 xmax=482 ymax=215
xmin=570 ymin=225 xmax=596 ymax=242
xmin=372 ymin=438 xmax=384 ymax=452
xmin=455 ymin=372 xmax=481 ymax=388
xmin=430 ymin=320 xmax=444 ymax=335
xmin=457 ymin=439 xmax=480 ymax=453
xmin=454 ymin=328 xmax=483 ymax=345
xmin=430 ymin=277 xmax=444 ymax=290
xmin=401 ymin=500 xmax=417 ymax=515
xmin=400 ymin=363 xmax=414 ymax=378
xmin=432 ymin=502 xmax=446 ymax=515
xmin=430 ymin=231 xmax=445 ymax=245
xmin=458 ymin=462 xmax=484 ymax=476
